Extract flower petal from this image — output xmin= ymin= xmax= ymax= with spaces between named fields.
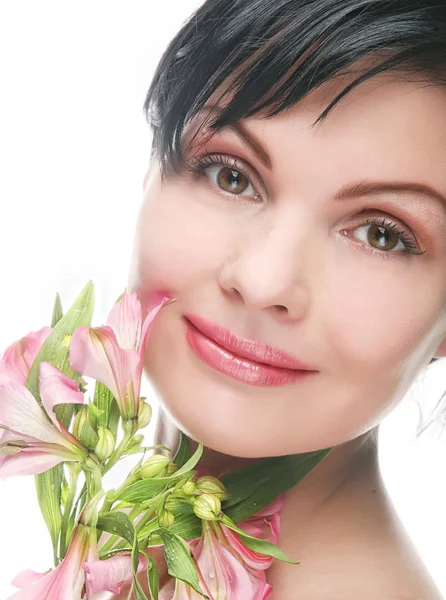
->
xmin=69 ymin=326 xmax=140 ymax=411
xmin=0 ymin=380 xmax=71 ymax=446
xmin=11 ymin=569 xmax=48 ymax=589
xmin=197 ymin=524 xmax=256 ymax=600
xmin=220 ymin=525 xmax=273 ymax=571
xmin=0 ymin=327 xmax=52 ymax=386
xmin=83 ymin=553 xmax=147 ymax=595
xmin=140 ymin=292 xmax=173 ymax=359
xmin=106 ymin=290 xmax=143 ymax=351
xmin=0 ymin=448 xmax=67 ymax=478
xmin=38 ymin=361 xmax=84 ymax=428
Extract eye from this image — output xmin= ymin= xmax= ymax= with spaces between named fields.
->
xmin=186 ymin=153 xmax=262 ymax=201
xmin=346 ymin=216 xmax=426 ymax=257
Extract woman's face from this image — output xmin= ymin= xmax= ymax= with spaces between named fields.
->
xmin=128 ymin=71 xmax=446 ymax=457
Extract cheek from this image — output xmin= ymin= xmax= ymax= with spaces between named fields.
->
xmin=324 ymin=251 xmax=442 ymax=381
xmin=131 ymin=187 xmax=231 ymax=294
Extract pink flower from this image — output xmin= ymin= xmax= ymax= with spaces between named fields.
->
xmin=0 ymin=326 xmax=52 ymax=385
xmin=0 ymin=361 xmax=87 ymax=477
xmin=82 ymin=553 xmax=148 ymax=596
xmin=8 ymin=516 xmax=98 ymax=599
xmin=10 ymin=536 xmax=147 ymax=599
xmin=168 ymin=494 xmax=285 ymax=600
xmin=70 ymin=290 xmax=172 ymax=421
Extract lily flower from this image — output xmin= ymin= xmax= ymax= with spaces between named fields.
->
xmin=10 ymin=530 xmax=147 ymax=598
xmin=0 ymin=326 xmax=52 ymax=385
xmin=167 ymin=495 xmax=285 ymax=600
xmin=8 ymin=492 xmax=116 ymax=599
xmin=0 ymin=361 xmax=87 ymax=477
xmin=69 ymin=290 xmax=173 ymax=421
xmin=8 ymin=521 xmax=98 ymax=600
xmin=82 ymin=553 xmax=148 ymax=596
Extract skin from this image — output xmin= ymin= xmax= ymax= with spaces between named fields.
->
xmin=115 ymin=67 xmax=446 ymax=598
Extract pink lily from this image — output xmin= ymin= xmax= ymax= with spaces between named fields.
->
xmin=83 ymin=553 xmax=148 ymax=596
xmin=8 ymin=492 xmax=106 ymax=599
xmin=0 ymin=326 xmax=52 ymax=385
xmin=0 ymin=361 xmax=87 ymax=477
xmin=11 ymin=535 xmax=147 ymax=598
xmin=69 ymin=290 xmax=173 ymax=421
xmin=9 ymin=522 xmax=98 ymax=600
xmin=167 ymin=495 xmax=285 ymax=600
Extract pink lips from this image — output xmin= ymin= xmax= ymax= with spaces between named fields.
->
xmin=183 ymin=313 xmax=318 ymax=387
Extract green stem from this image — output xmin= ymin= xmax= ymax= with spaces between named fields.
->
xmin=91 ymin=463 xmax=103 ymax=496
xmin=59 ymin=465 xmax=79 ymax=560
xmin=135 ymin=492 xmax=166 ymax=535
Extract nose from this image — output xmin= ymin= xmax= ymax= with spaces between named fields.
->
xmin=218 ymin=213 xmax=312 ymax=321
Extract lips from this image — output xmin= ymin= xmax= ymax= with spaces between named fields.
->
xmin=183 ymin=313 xmax=317 ymax=372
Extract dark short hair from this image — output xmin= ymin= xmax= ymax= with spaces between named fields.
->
xmin=143 ymin=0 xmax=446 ymax=187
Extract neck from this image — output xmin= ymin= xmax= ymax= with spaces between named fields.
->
xmin=153 ymin=407 xmax=382 ymax=520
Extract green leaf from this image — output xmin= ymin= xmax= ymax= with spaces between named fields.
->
xmin=173 ymin=432 xmax=192 ymax=468
xmin=169 ymin=513 xmax=202 ymax=541
xmin=26 ymin=280 xmax=95 ymax=426
xmin=165 ymin=498 xmax=195 ymax=515
xmin=220 ymin=515 xmax=298 ymax=564
xmin=165 ymin=443 xmax=203 ymax=480
xmin=146 ymin=555 xmax=159 ymax=600
xmin=156 ymin=528 xmax=208 ymax=599
xmin=78 ymin=414 xmax=100 ymax=449
xmin=35 ymin=465 xmax=63 ymax=564
xmin=93 ymin=381 xmax=120 ymax=437
xmin=97 ymin=511 xmax=135 ymax=546
xmin=132 ymin=539 xmax=150 ymax=600
xmin=221 ymin=448 xmax=332 ymax=523
xmin=119 ymin=478 xmax=170 ymax=503
xmin=51 ymin=292 xmax=64 ymax=327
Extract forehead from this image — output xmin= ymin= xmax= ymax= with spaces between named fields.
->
xmin=186 ymin=69 xmax=446 ymax=186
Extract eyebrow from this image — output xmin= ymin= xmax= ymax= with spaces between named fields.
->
xmin=198 ymin=104 xmax=273 ymax=170
xmin=197 ymin=104 xmax=446 ymax=208
xmin=334 ymin=179 xmax=446 ymax=209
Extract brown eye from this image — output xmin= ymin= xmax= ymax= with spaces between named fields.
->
xmin=216 ymin=166 xmax=250 ymax=195
xmin=366 ymin=223 xmax=400 ymax=251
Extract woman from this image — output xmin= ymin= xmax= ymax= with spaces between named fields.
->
xmin=116 ymin=0 xmax=446 ymax=597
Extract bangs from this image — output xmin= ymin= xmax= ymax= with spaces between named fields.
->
xmin=143 ymin=0 xmax=446 ymax=182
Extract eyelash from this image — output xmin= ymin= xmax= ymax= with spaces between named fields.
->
xmin=186 ymin=153 xmax=426 ymax=259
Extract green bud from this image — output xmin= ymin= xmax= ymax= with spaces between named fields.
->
xmin=193 ymin=493 xmax=221 ymax=521
xmin=127 ymin=434 xmax=144 ymax=450
xmin=195 ymin=476 xmax=229 ymax=500
xmin=139 ymin=454 xmax=170 ymax=479
xmin=182 ymin=480 xmax=196 ymax=495
xmin=94 ymin=425 xmax=115 ymax=461
xmin=166 ymin=462 xmax=178 ymax=475
xmin=137 ymin=401 xmax=152 ymax=430
xmin=158 ymin=509 xmax=175 ymax=528
xmin=72 ymin=406 xmax=89 ymax=440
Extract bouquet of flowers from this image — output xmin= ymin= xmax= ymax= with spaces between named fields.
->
xmin=0 ymin=281 xmax=331 ymax=599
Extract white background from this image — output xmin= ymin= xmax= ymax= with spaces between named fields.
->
xmin=0 ymin=1 xmax=445 ymax=598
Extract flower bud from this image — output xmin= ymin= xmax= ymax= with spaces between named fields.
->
xmin=139 ymin=454 xmax=170 ymax=479
xmin=94 ymin=426 xmax=115 ymax=461
xmin=126 ymin=434 xmax=144 ymax=450
xmin=137 ymin=401 xmax=152 ymax=430
xmin=72 ymin=406 xmax=89 ymax=440
xmin=195 ymin=476 xmax=229 ymax=500
xmin=166 ymin=462 xmax=178 ymax=475
xmin=182 ymin=480 xmax=196 ymax=495
xmin=193 ymin=493 xmax=221 ymax=521
xmin=158 ymin=509 xmax=175 ymax=528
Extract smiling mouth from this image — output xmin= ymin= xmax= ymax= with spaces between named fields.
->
xmin=184 ymin=317 xmax=319 ymax=387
